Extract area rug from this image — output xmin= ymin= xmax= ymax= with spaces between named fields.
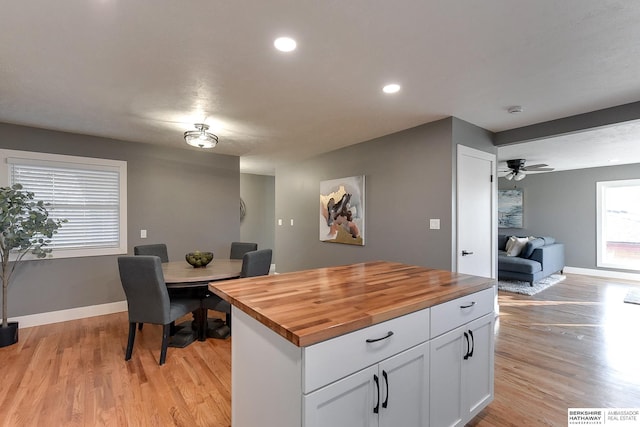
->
xmin=624 ymin=288 xmax=640 ymax=305
xmin=497 ymin=274 xmax=566 ymax=296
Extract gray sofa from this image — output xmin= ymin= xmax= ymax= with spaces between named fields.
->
xmin=498 ymin=234 xmax=565 ymax=286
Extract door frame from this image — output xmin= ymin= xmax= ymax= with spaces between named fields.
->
xmin=455 ymin=145 xmax=497 ymax=278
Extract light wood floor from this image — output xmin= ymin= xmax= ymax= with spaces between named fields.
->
xmin=1 ymin=274 xmax=639 ymax=426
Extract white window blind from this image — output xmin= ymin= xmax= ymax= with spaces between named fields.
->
xmin=2 ymin=150 xmax=128 ymax=259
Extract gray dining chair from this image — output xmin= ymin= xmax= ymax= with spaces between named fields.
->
xmin=240 ymin=248 xmax=272 ymax=278
xmin=133 ymin=243 xmax=170 ymax=331
xmin=202 ymin=248 xmax=273 ymax=338
xmin=117 ymin=255 xmax=201 ymax=365
xmin=134 ymin=243 xmax=169 ymax=263
xmin=230 ymin=242 xmax=258 ymax=260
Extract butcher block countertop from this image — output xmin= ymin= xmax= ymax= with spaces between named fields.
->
xmin=208 ymin=261 xmax=495 ymax=347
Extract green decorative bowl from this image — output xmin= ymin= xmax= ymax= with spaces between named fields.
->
xmin=185 ymin=251 xmax=214 ymax=268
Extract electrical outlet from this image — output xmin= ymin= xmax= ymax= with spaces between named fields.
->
xmin=140 ymin=229 xmax=147 ymax=238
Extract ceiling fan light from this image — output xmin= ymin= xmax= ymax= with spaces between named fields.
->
xmin=514 ymin=171 xmax=526 ymax=181
xmin=184 ymin=123 xmax=218 ymax=148
xmin=504 ymin=172 xmax=514 ymax=180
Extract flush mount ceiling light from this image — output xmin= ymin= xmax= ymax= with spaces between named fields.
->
xmin=274 ymin=37 xmax=297 ymax=52
xmin=184 ymin=123 xmax=218 ymax=148
xmin=383 ymin=83 xmax=401 ymax=94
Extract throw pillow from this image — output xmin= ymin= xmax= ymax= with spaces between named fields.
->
xmin=505 ymin=236 xmax=529 ymax=257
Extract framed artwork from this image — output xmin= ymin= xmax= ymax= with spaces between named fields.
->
xmin=498 ymin=189 xmax=523 ymax=228
xmin=319 ymin=175 xmax=365 ymax=245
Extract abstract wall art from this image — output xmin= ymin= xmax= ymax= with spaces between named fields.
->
xmin=319 ymin=175 xmax=365 ymax=245
xmin=498 ymin=188 xmax=523 ymax=228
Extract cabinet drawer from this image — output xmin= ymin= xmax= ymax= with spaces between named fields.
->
xmin=430 ymin=287 xmax=494 ymax=338
xmin=302 ymin=308 xmax=430 ymax=394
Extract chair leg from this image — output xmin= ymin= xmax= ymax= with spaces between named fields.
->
xmin=126 ymin=322 xmax=136 ymax=361
xmin=160 ymin=324 xmax=171 ymax=366
xmin=226 ymin=313 xmax=232 ymax=332
xmin=169 ymin=321 xmax=176 ymax=336
xmin=138 ymin=323 xmax=143 ymax=331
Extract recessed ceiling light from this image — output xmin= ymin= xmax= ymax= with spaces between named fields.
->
xmin=274 ymin=37 xmax=297 ymax=52
xmin=383 ymin=84 xmax=401 ymax=94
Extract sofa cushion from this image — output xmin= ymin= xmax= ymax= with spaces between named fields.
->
xmin=498 ymin=254 xmax=542 ymax=274
xmin=505 ymin=236 xmax=529 ymax=256
xmin=498 ymin=234 xmax=509 ymax=251
xmin=520 ymin=237 xmax=545 ymax=259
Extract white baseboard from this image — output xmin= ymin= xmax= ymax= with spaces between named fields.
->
xmin=564 ymin=266 xmax=640 ymax=282
xmin=9 ymin=300 xmax=128 ymax=329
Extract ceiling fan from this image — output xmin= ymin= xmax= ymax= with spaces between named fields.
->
xmin=501 ymin=159 xmax=554 ymax=181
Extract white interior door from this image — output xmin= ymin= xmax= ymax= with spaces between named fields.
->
xmin=456 ymin=145 xmax=496 ymax=278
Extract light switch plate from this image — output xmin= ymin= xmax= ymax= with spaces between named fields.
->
xmin=140 ymin=229 xmax=147 ymax=238
xmin=429 ymin=219 xmax=440 ymax=230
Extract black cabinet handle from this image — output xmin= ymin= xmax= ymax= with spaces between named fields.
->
xmin=373 ymin=374 xmax=380 ymax=414
xmin=366 ymin=331 xmax=394 ymax=343
xmin=463 ymin=332 xmax=470 ymax=360
xmin=382 ymin=370 xmax=389 ymax=409
xmin=462 ymin=250 xmax=474 ymax=256
xmin=460 ymin=301 xmax=476 ymax=309
xmin=468 ymin=330 xmax=474 ymax=358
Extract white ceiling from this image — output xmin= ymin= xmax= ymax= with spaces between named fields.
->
xmin=2 ymin=1 xmax=640 ymax=175
xmin=497 ymin=119 xmax=640 ymax=176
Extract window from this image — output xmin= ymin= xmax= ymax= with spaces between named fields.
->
xmin=597 ymin=179 xmax=640 ymax=271
xmin=1 ymin=149 xmax=127 ymax=259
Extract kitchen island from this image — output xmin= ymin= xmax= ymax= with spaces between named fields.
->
xmin=209 ymin=261 xmax=496 ymax=427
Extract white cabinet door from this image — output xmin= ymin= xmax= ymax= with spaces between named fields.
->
xmin=304 ymin=343 xmax=430 ymax=427
xmin=430 ymin=314 xmax=495 ymax=427
xmin=303 ymin=365 xmax=378 ymax=427
xmin=379 ymin=342 xmax=429 ymax=427
xmin=462 ymin=313 xmax=495 ymax=422
xmin=430 ymin=328 xmax=465 ymax=427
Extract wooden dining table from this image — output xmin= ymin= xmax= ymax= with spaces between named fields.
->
xmin=161 ymin=259 xmax=242 ymax=345
xmin=162 ymin=259 xmax=242 ymax=288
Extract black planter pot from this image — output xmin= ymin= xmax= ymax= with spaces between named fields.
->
xmin=0 ymin=322 xmax=18 ymax=348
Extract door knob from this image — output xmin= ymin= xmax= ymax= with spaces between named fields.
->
xmin=462 ymin=250 xmax=474 ymax=256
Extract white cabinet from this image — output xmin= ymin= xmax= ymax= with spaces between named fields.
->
xmin=429 ymin=287 xmax=495 ymax=427
xmin=230 ymin=286 xmax=494 ymax=427
xmin=463 ymin=314 xmax=494 ymax=421
xmin=304 ymin=343 xmax=429 ymax=427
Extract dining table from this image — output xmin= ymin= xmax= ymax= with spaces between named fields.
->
xmin=162 ymin=259 xmax=242 ymax=287
xmin=162 ymin=258 xmax=242 ymax=346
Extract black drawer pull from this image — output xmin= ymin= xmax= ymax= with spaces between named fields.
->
xmin=366 ymin=331 xmax=394 ymax=343
xmin=459 ymin=301 xmax=476 ymax=309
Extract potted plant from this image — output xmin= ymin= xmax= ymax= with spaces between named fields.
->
xmin=0 ymin=184 xmax=66 ymax=347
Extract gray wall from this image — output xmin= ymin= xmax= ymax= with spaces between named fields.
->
xmin=498 ymin=163 xmax=640 ymax=272
xmin=240 ymin=173 xmax=275 ymax=253
xmin=0 ymin=122 xmax=240 ymax=318
xmin=274 ymin=117 xmax=496 ymax=273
